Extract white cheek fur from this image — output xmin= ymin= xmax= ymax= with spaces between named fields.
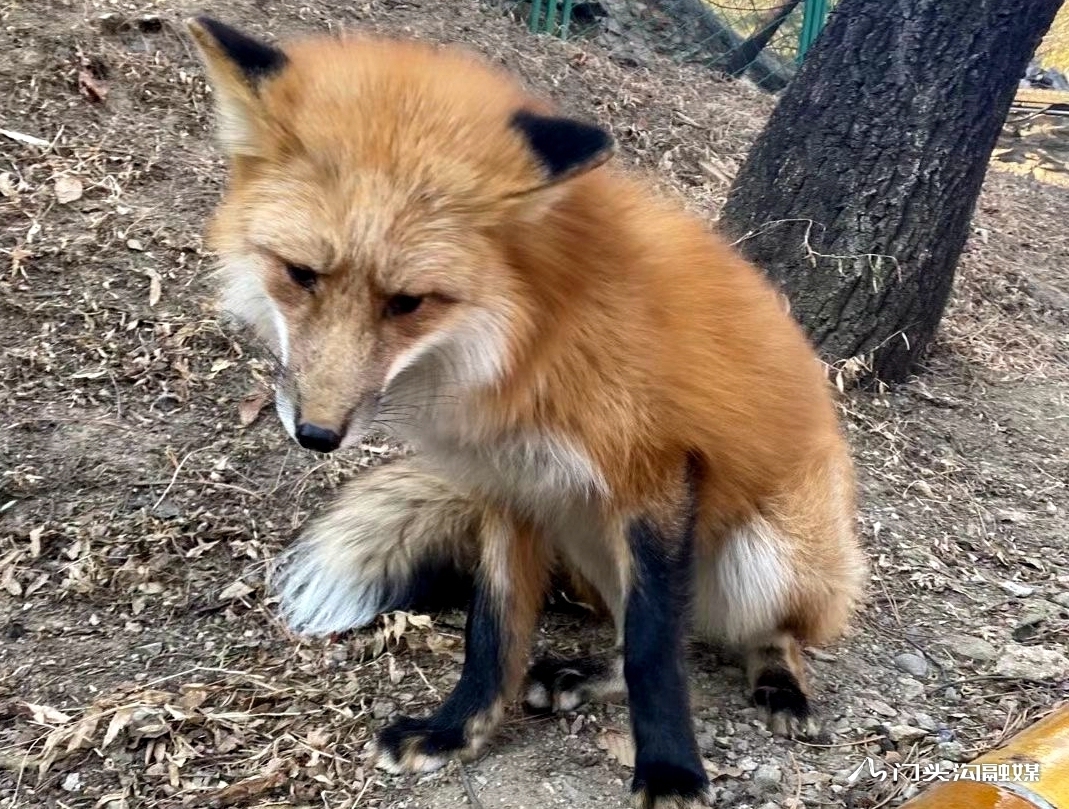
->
xmin=384 ymin=309 xmax=510 ymax=394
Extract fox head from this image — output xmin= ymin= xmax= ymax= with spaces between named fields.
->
xmin=187 ymin=17 xmax=613 ymax=452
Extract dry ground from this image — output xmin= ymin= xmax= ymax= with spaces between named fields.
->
xmin=2 ymin=2 xmax=1068 ymax=808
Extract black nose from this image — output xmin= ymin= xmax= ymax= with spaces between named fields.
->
xmin=295 ymin=423 xmax=342 ymax=453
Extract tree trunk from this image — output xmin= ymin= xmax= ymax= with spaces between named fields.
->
xmin=719 ymin=0 xmax=1062 ymax=384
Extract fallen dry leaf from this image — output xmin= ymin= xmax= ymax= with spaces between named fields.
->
xmin=101 ymin=706 xmax=135 ymax=749
xmin=78 ymin=69 xmax=109 ymax=102
xmin=237 ymin=388 xmax=270 ymax=427
xmin=202 ymin=770 xmax=286 ymax=807
xmin=218 ymin=580 xmax=253 ymax=601
xmin=54 ymin=176 xmax=83 ymax=204
xmin=26 ymin=703 xmax=74 ymax=725
xmin=596 ymin=728 xmax=635 ymax=768
xmin=0 ymin=128 xmax=50 ymax=148
xmin=143 ymin=268 xmax=162 ymax=306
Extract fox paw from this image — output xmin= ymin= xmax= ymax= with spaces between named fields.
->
xmin=751 ymin=668 xmax=823 ymax=740
xmin=523 ymin=655 xmax=624 ymax=714
xmin=371 ymin=716 xmax=484 ymax=774
xmin=631 ymin=761 xmax=711 ymax=809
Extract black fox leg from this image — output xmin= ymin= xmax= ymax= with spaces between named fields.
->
xmin=523 ymin=652 xmax=625 ymax=713
xmin=374 ymin=511 xmax=548 ymax=773
xmin=625 ymin=512 xmax=708 ymax=809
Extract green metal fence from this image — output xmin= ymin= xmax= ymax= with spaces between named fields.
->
xmin=515 ymin=0 xmax=837 ymax=92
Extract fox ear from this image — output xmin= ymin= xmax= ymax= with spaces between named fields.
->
xmin=511 ymin=111 xmax=614 ymax=187
xmin=186 ymin=16 xmax=287 ymax=155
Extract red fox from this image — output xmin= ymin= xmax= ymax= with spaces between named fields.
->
xmin=188 ymin=17 xmax=866 ymax=808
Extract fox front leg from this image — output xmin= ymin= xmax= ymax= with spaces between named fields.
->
xmin=371 ymin=510 xmax=548 ymax=773
xmin=625 ymin=493 xmax=710 ymax=808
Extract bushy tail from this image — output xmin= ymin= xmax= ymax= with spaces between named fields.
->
xmin=271 ymin=459 xmax=482 ymax=637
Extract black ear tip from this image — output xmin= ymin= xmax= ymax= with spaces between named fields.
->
xmin=511 ymin=110 xmax=614 ymax=181
xmin=190 ymin=15 xmax=288 ymax=79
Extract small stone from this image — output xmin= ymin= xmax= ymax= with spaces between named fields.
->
xmin=944 ymin=635 xmax=998 ymax=662
xmin=1001 ymin=581 xmax=1035 ymax=598
xmin=870 ymin=699 xmax=898 ymax=718
xmin=996 ymin=508 xmax=1029 ymax=524
xmin=806 ymin=647 xmax=836 ymax=662
xmin=898 ymin=677 xmax=925 ymax=700
xmin=736 ymin=756 xmax=759 ymax=773
xmin=371 ymin=699 xmax=396 ymax=720
xmin=913 ymin=712 xmax=937 ymax=732
xmin=893 ymin=652 xmax=929 ymax=677
xmin=1052 ymin=592 xmax=1069 ymax=608
xmin=752 ymin=764 xmax=782 ymax=790
xmin=994 ymin=645 xmax=1069 ymax=680
xmin=696 ymin=732 xmax=715 ymax=752
xmin=888 ymin=724 xmax=927 ymax=743
xmin=937 ymin=741 xmax=967 ymax=761
xmin=717 ymin=788 xmax=737 ymax=806
xmin=61 ymin=773 xmax=83 ymax=792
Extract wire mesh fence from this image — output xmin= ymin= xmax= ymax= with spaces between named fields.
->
xmin=497 ymin=0 xmax=838 ymax=92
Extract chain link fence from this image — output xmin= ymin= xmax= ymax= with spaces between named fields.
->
xmin=498 ymin=0 xmax=838 ymax=92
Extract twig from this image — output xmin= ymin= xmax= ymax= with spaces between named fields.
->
xmin=459 ymin=762 xmax=486 ymax=809
xmin=152 ymin=447 xmax=207 ymax=510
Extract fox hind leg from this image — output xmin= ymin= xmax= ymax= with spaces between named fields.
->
xmin=523 ymin=653 xmax=625 ymax=713
xmin=745 ymin=632 xmax=821 ymax=738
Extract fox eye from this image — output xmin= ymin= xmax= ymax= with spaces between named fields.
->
xmin=384 ymin=293 xmax=424 ymax=318
xmin=285 ymin=263 xmax=318 ymax=291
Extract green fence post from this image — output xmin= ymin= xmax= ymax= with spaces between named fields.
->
xmin=529 ymin=0 xmax=545 ymax=33
xmin=797 ymin=0 xmax=829 ymax=62
xmin=560 ymin=0 xmax=574 ymax=40
xmin=545 ymin=0 xmax=558 ymax=35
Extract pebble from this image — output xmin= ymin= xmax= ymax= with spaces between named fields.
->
xmin=1053 ymin=592 xmax=1069 ymax=608
xmin=870 ymin=699 xmax=898 ymax=718
xmin=736 ymin=756 xmax=759 ymax=773
xmin=913 ymin=712 xmax=937 ymax=731
xmin=716 ymin=788 xmax=738 ymax=806
xmin=944 ymin=635 xmax=998 ymax=662
xmin=937 ymin=741 xmax=967 ymax=761
xmin=61 ymin=773 xmax=83 ymax=792
xmin=1001 ymin=580 xmax=1035 ymax=598
xmin=752 ymin=764 xmax=783 ymax=790
xmin=893 ymin=652 xmax=929 ymax=677
xmin=371 ymin=699 xmax=396 ymax=720
xmin=898 ymin=677 xmax=926 ymax=700
xmin=888 ymin=724 xmax=927 ymax=743
xmin=994 ymin=644 xmax=1069 ymax=680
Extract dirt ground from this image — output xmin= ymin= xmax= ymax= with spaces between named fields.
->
xmin=2 ymin=2 xmax=1068 ymax=808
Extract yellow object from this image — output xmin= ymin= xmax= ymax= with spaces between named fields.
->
xmin=900 ymin=704 xmax=1069 ymax=809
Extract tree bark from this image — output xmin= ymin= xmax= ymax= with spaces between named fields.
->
xmin=719 ymin=0 xmax=1063 ymax=383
